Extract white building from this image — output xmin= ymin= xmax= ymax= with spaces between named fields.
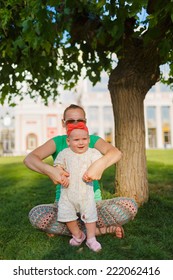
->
xmin=0 ymin=75 xmax=173 ymax=156
xmin=144 ymin=83 xmax=173 ymax=149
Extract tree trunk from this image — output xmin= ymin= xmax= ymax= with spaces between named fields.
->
xmin=108 ymin=47 xmax=160 ymax=205
xmin=109 ymin=78 xmax=148 ymax=205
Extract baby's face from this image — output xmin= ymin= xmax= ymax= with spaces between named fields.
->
xmin=67 ymin=129 xmax=89 ymax=154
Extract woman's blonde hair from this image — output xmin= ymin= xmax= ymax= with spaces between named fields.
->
xmin=63 ymin=104 xmax=86 ymax=119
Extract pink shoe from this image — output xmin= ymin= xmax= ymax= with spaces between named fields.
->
xmin=86 ymin=237 xmax=102 ymax=252
xmin=69 ymin=232 xmax=86 ymax=246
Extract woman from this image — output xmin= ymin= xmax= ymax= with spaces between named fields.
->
xmin=24 ymin=104 xmax=138 ymax=238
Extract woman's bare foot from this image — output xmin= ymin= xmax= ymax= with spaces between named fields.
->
xmin=46 ymin=233 xmax=55 ymax=238
xmin=96 ymin=225 xmax=124 ymax=238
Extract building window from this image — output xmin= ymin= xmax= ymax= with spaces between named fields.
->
xmin=148 ymin=128 xmax=157 ymax=148
xmin=161 ymin=106 xmax=171 ymax=148
xmin=147 ymin=106 xmax=156 ymax=128
xmin=0 ymin=129 xmax=14 ymax=154
xmin=163 ymin=131 xmax=171 ymax=145
xmin=104 ymin=130 xmax=112 ymax=143
xmin=27 ymin=133 xmax=37 ymax=150
xmin=161 ymin=106 xmax=170 ymax=122
xmin=163 ymin=129 xmax=171 ymax=148
xmin=147 ymin=106 xmax=156 ymax=121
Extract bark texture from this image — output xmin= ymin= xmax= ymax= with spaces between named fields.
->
xmin=108 ymin=40 xmax=160 ymax=205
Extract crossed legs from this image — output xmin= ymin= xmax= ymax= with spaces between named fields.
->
xmin=28 ymin=197 xmax=138 ymax=238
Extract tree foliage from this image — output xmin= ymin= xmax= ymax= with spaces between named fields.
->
xmin=0 ymin=0 xmax=173 ymax=105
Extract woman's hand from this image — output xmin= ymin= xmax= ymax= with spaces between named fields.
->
xmin=83 ymin=138 xmax=122 ymax=182
xmin=48 ymin=165 xmax=70 ymax=185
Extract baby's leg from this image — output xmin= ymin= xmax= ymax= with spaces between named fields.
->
xmin=67 ymin=220 xmax=83 ymax=239
xmin=85 ymin=222 xmax=102 ymax=252
xmin=67 ymin=220 xmax=86 ymax=246
xmin=85 ymin=222 xmax=96 ymax=239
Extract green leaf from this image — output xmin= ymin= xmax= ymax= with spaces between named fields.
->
xmin=0 ymin=0 xmax=173 ymax=104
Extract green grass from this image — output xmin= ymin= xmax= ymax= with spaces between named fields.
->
xmin=0 ymin=150 xmax=173 ymax=260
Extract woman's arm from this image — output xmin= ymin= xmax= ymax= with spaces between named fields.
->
xmin=23 ymin=139 xmax=69 ymax=184
xmin=95 ymin=138 xmax=122 ymax=168
xmin=84 ymin=138 xmax=122 ymax=181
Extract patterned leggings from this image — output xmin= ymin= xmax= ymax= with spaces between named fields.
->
xmin=28 ymin=197 xmax=138 ymax=236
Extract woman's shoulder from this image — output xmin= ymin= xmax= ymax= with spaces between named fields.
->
xmin=89 ymin=134 xmax=100 ymax=147
xmin=52 ymin=135 xmax=67 ymax=160
xmin=89 ymin=134 xmax=100 ymax=139
xmin=52 ymin=135 xmax=66 ymax=144
xmin=53 ymin=134 xmax=66 ymax=140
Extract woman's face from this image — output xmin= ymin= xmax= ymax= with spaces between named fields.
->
xmin=62 ymin=108 xmax=86 ymax=130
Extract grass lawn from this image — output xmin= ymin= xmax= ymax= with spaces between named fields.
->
xmin=0 ymin=150 xmax=173 ymax=260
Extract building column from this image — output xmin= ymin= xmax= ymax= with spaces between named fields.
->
xmin=42 ymin=113 xmax=47 ymax=143
xmin=144 ymin=106 xmax=149 ymax=149
xmin=156 ymin=106 xmax=163 ymax=148
xmin=14 ymin=114 xmax=21 ymax=155
xmin=170 ymin=103 xmax=173 ymax=148
xmin=98 ymin=106 xmax=105 ymax=139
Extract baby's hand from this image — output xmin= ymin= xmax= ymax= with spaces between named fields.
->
xmin=61 ymin=175 xmax=69 ymax=188
xmin=82 ymin=172 xmax=93 ymax=182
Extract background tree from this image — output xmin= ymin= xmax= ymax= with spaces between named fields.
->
xmin=1 ymin=0 xmax=173 ymax=205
